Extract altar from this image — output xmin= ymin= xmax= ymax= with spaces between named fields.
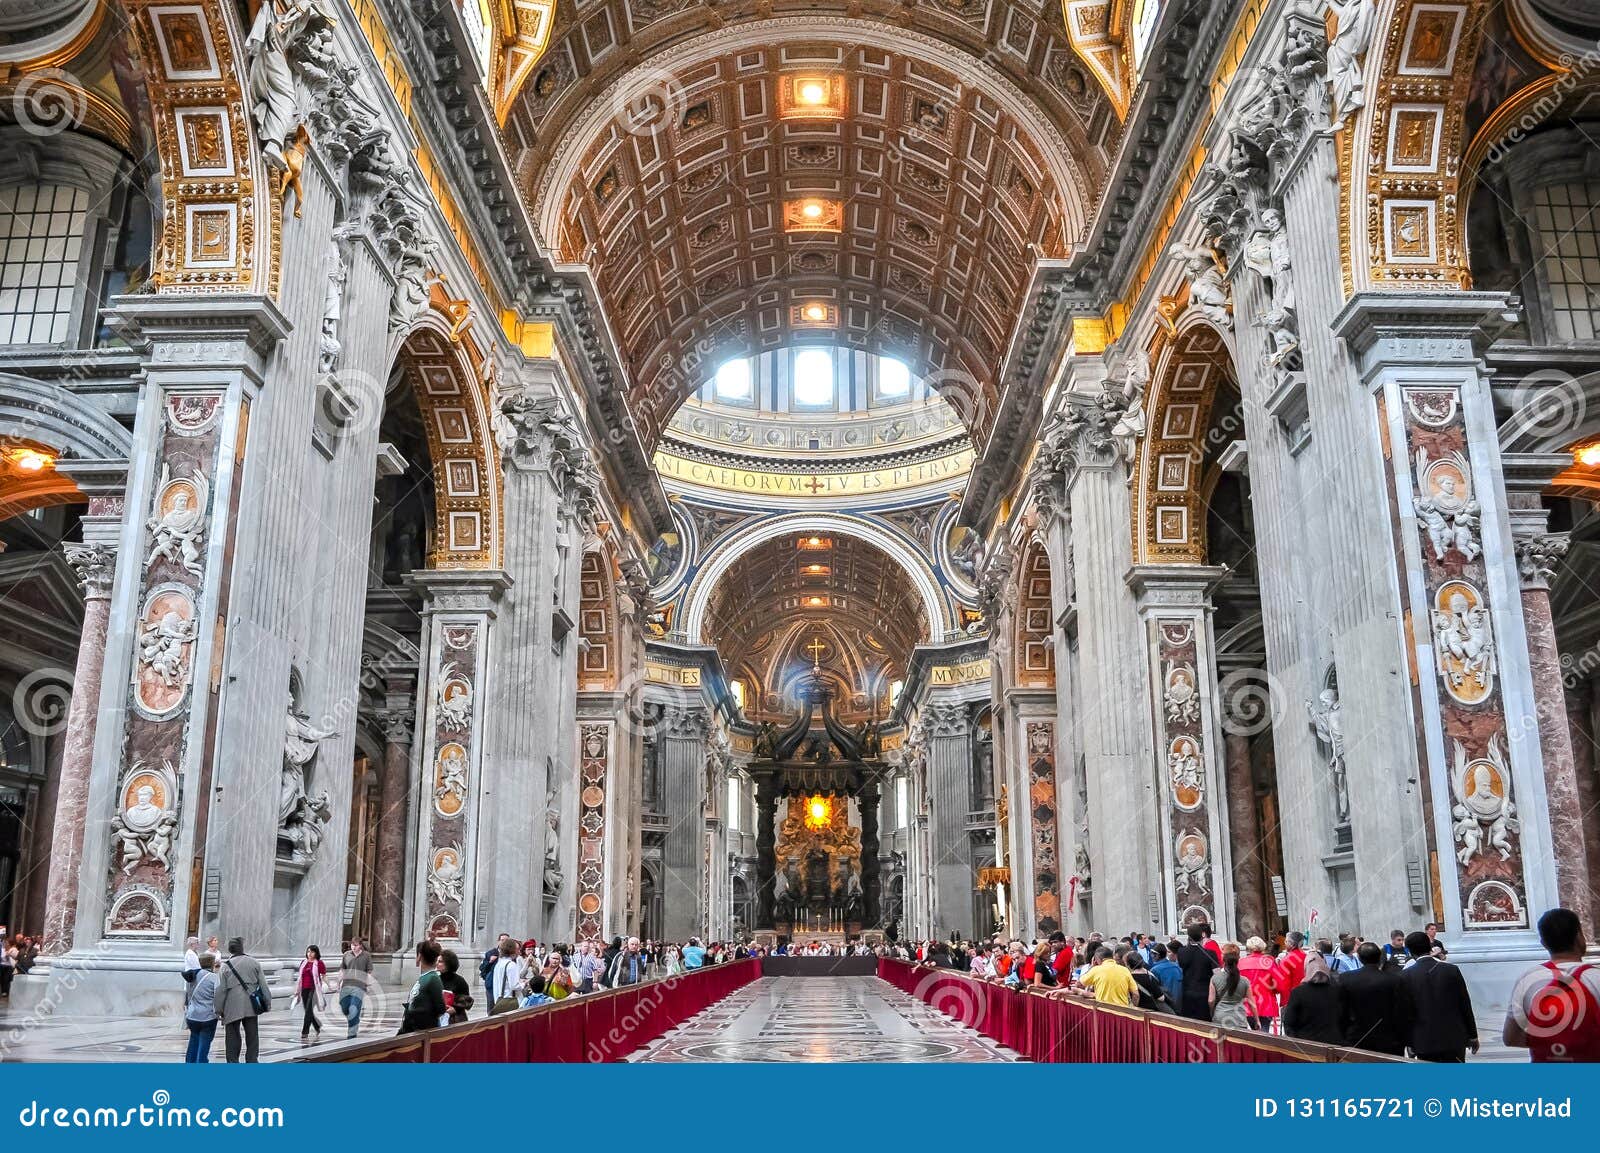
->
xmin=747 ymin=667 xmax=888 ymax=938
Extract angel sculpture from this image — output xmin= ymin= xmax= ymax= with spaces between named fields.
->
xmin=1109 ymin=349 xmax=1150 ymax=466
xmin=1170 ymin=243 xmax=1233 ymax=331
xmin=146 ymin=465 xmax=209 ymax=576
xmin=1413 ymin=448 xmax=1481 ymax=561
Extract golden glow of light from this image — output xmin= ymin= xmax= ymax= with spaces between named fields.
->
xmin=9 ymin=448 xmax=54 ymax=472
xmin=804 ymin=794 xmax=832 ymax=829
xmin=806 ymin=563 xmax=825 ymax=573
xmin=809 ymin=536 xmax=822 ymax=546
xmin=808 ymin=596 xmax=826 ymax=606
xmin=798 ymin=79 xmax=828 ymax=105
xmin=802 ymin=302 xmax=827 ymax=321
xmin=1577 ymin=443 xmax=1600 ymax=468
xmin=801 ymin=201 xmax=824 ymax=219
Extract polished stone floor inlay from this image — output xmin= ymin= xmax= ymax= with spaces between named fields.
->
xmin=629 ymin=976 xmax=1019 ymax=1062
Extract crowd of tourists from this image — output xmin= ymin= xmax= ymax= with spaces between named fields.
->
xmin=890 ymin=906 xmax=1599 ymax=1063
xmin=174 ymin=930 xmax=757 ymax=1063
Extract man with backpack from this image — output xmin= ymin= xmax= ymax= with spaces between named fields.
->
xmin=1505 ymin=907 xmax=1600 ymax=1062
xmin=216 ymin=936 xmax=272 ymax=1063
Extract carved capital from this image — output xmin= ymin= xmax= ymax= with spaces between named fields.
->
xmin=1515 ymin=531 xmax=1570 ymax=591
xmin=922 ymin=700 xmax=970 ymax=738
xmin=659 ymin=703 xmax=710 ymax=740
xmin=64 ymin=542 xmax=117 ymax=598
xmin=1040 ymin=392 xmax=1122 ymax=480
xmin=374 ymin=707 xmax=414 ymax=747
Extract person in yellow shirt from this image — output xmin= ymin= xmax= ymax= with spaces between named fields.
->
xmin=1076 ymin=947 xmax=1138 ymax=1007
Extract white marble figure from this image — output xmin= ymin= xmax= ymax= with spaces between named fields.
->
xmin=1109 ymin=349 xmax=1150 ymax=466
xmin=1326 ymin=0 xmax=1377 ymax=128
xmin=281 ymin=705 xmax=334 ymax=829
xmin=109 ymin=774 xmax=179 ymax=874
xmin=430 ymin=847 xmax=465 ymax=905
xmin=1451 ymin=737 xmax=1518 ymax=866
xmin=318 ymin=251 xmax=347 ymax=376
xmin=280 ymin=791 xmax=333 ymax=866
xmin=1305 ymin=686 xmax=1351 ymax=824
xmin=1175 ymin=831 xmax=1208 ymax=896
xmin=543 ymin=762 xmax=563 ymax=897
xmin=147 ymin=465 xmax=208 ymax=577
xmin=1170 ymin=243 xmax=1233 ymax=331
xmin=1168 ymin=740 xmax=1202 ymax=797
xmin=1451 ymin=803 xmax=1483 ymax=866
xmin=1433 ymin=591 xmax=1496 ymax=698
xmin=1413 ymin=448 xmax=1481 ymax=561
xmin=435 ymin=745 xmax=468 ymax=806
xmin=1163 ymin=662 xmax=1200 ymax=725
xmin=1243 ymin=208 xmax=1295 ymax=316
xmin=390 ymin=230 xmax=440 ymax=332
xmin=244 ymin=0 xmax=328 ymax=169
xmin=436 ymin=663 xmax=473 ymax=732
xmin=139 ymin=609 xmax=198 ymax=688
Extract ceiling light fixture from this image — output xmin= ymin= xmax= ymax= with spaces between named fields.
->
xmin=8 ymin=448 xmax=53 ymax=472
xmin=802 ymin=302 xmax=828 ymax=321
xmin=798 ymin=80 xmax=828 ymax=105
xmin=1578 ymin=443 xmax=1600 ymax=468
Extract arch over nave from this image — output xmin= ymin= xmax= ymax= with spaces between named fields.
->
xmin=1 ymin=0 xmax=1598 ymax=1041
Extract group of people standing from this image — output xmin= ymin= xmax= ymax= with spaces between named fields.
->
xmin=907 ymin=907 xmax=1600 ymax=1063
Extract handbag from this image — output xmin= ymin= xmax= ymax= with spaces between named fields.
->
xmin=489 ymin=963 xmax=520 ymax=1015
xmin=226 ymin=959 xmax=268 ymax=1015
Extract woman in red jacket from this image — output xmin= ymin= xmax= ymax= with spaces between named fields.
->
xmin=1237 ymin=936 xmax=1279 ymax=1031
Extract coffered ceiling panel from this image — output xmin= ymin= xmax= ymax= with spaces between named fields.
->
xmin=703 ymin=531 xmax=927 ymax=713
xmin=511 ymin=11 xmax=1116 ymax=450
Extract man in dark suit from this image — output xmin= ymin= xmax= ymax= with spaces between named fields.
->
xmin=1401 ymin=930 xmax=1478 ymax=1061
xmin=1175 ymin=924 xmax=1218 ymax=1020
xmin=1340 ymin=941 xmax=1415 ymax=1056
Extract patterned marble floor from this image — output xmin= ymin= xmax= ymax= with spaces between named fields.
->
xmin=629 ymin=976 xmax=1019 ymax=1062
xmin=0 ymin=980 xmax=404 ymax=1063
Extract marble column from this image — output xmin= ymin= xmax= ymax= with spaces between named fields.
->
xmin=859 ymin=785 xmax=881 ymax=927
xmin=1503 ymin=452 xmax=1592 ymax=933
xmin=1053 ymin=390 xmax=1158 ymax=932
xmin=659 ymin=703 xmax=709 ymax=940
xmin=370 ymin=706 xmax=413 ymax=953
xmin=1335 ymin=295 xmax=1559 ymax=967
xmin=922 ymin=698 xmax=971 ymax=939
xmin=409 ymin=570 xmax=510 ymax=948
xmin=1129 ymin=565 xmax=1234 ymax=936
xmin=1223 ymin=729 xmax=1267 ymax=941
xmin=40 ymin=538 xmax=117 ymax=954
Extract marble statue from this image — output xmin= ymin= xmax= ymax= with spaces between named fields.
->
xmin=139 ymin=609 xmax=198 ymax=688
xmin=109 ymin=765 xmax=180 ymax=875
xmin=543 ymin=763 xmax=563 ymax=896
xmin=1451 ymin=737 xmax=1518 ymax=866
xmin=1326 ymin=0 xmax=1377 ymax=128
xmin=1243 ymin=209 xmax=1295 ymax=316
xmin=390 ymin=228 xmax=439 ymax=332
xmin=1170 ymin=243 xmax=1233 ymax=331
xmin=1413 ymin=448 xmax=1481 ymax=561
xmin=1109 ymin=349 xmax=1149 ymax=466
xmin=1306 ymin=686 xmax=1351 ymax=824
xmin=1433 ymin=591 xmax=1496 ymax=698
xmin=1163 ymin=662 xmax=1200 ymax=725
xmin=281 ymin=704 xmax=334 ymax=829
xmin=244 ymin=0 xmax=331 ymax=169
xmin=280 ymin=791 xmax=333 ymax=866
xmin=147 ymin=464 xmax=208 ymax=577
xmin=436 ymin=663 xmax=473 ymax=732
xmin=1075 ymin=834 xmax=1092 ymax=891
xmin=318 ymin=248 xmax=347 ymax=376
xmin=429 ymin=846 xmax=464 ymax=905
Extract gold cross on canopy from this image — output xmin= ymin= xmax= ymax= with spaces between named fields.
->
xmin=805 ymin=637 xmax=827 ymax=667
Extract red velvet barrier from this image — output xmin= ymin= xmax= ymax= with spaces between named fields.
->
xmin=307 ymin=958 xmax=761 ymax=1063
xmin=878 ymin=959 xmax=1381 ymax=1064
